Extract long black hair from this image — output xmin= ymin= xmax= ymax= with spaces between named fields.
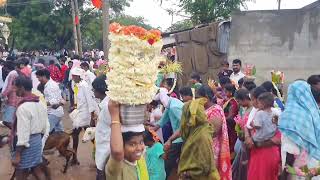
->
xmin=197 ymin=85 xmax=217 ymax=103
xmin=162 ymin=78 xmax=179 ymax=98
xmin=261 ymin=81 xmax=279 ymax=97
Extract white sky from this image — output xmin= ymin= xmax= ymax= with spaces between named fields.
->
xmin=124 ymin=0 xmax=317 ymax=30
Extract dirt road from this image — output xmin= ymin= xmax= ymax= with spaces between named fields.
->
xmin=0 ymin=107 xmax=96 ymax=180
xmin=0 ymin=105 xmax=179 ymax=180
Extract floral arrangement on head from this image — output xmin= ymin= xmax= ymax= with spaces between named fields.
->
xmin=271 ymin=70 xmax=285 ymax=85
xmin=286 ymin=165 xmax=320 ymax=180
xmin=159 ymin=61 xmax=183 ymax=95
xmin=107 ymin=23 xmax=163 ymax=105
xmin=244 ymin=64 xmax=256 ymax=83
xmin=109 ymin=23 xmax=161 ymax=45
xmin=159 ymin=61 xmax=183 ymax=75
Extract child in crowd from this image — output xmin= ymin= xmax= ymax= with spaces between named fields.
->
xmin=147 ymin=100 xmax=164 ymax=143
xmin=106 ymin=101 xmax=148 ymax=180
xmin=189 ymin=73 xmax=202 ymax=90
xmin=232 ymin=88 xmax=252 ymax=180
xmin=238 ymin=78 xmax=244 ymax=89
xmin=223 ymin=84 xmax=239 ymax=159
xmin=261 ymin=81 xmax=285 ymax=111
xmin=144 ymin=129 xmax=166 ymax=180
xmin=215 ymin=76 xmax=232 ymax=105
xmin=218 ymin=60 xmax=233 ymax=80
xmin=252 ymin=92 xmax=280 ymax=144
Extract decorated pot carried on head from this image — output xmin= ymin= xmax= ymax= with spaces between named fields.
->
xmin=244 ymin=63 xmax=256 ymax=79
xmin=271 ymin=70 xmax=285 ymax=86
xmin=159 ymin=61 xmax=183 ymax=95
xmin=106 ymin=23 xmax=164 ymax=129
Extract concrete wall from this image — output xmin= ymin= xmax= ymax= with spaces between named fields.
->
xmin=229 ymin=4 xmax=320 ymax=85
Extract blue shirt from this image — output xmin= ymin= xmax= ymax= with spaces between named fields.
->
xmin=155 ymin=73 xmax=164 ymax=87
xmin=146 ymin=142 xmax=166 ymax=180
xmin=157 ymin=98 xmax=184 ymax=143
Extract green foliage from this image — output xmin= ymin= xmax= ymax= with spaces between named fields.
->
xmin=2 ymin=0 xmax=134 ymax=50
xmin=178 ymin=0 xmax=248 ymax=24
xmin=166 ymin=19 xmax=193 ymax=32
xmin=110 ymin=0 xmax=133 ymax=13
xmin=286 ymin=166 xmax=296 ymax=175
xmin=235 ymin=124 xmax=244 ymax=138
xmin=111 ymin=14 xmax=153 ymax=30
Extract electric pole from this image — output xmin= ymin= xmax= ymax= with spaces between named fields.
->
xmin=70 ymin=0 xmax=78 ymax=55
xmin=102 ymin=0 xmax=110 ymax=60
xmin=74 ymin=0 xmax=83 ymax=57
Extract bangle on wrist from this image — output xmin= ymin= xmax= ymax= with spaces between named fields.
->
xmin=111 ymin=121 xmax=121 ymax=125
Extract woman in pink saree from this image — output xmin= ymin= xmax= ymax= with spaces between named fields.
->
xmin=197 ymin=85 xmax=232 ymax=180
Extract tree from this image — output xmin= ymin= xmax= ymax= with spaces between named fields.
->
xmin=2 ymin=0 xmax=133 ymax=50
xmin=178 ymin=0 xmax=248 ymax=24
xmin=111 ymin=14 xmax=153 ymax=30
xmin=166 ymin=19 xmax=193 ymax=32
xmin=159 ymin=0 xmax=249 ymax=25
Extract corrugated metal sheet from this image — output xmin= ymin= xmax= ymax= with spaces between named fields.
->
xmin=217 ymin=21 xmax=231 ymax=54
xmin=162 ymin=34 xmax=175 ymax=46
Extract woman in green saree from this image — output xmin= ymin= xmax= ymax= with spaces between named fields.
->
xmin=178 ymin=97 xmax=220 ymax=180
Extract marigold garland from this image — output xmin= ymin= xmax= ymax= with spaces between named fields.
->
xmin=109 ymin=23 xmax=162 ymax=45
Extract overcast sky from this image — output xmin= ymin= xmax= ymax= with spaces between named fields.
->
xmin=124 ymin=0 xmax=317 ymax=30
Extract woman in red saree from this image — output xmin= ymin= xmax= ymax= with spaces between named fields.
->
xmin=197 ymin=85 xmax=232 ymax=180
xmin=244 ymin=87 xmax=281 ymax=180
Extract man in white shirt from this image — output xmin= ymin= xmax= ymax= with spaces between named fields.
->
xmin=36 ymin=69 xmax=64 ymax=133
xmin=11 ymin=76 xmax=49 ymax=179
xmin=92 ymin=75 xmax=110 ymax=180
xmin=230 ymin=59 xmax=245 ymax=86
xmin=70 ymin=67 xmax=97 ymax=165
xmin=80 ymin=62 xmax=96 ymax=89
xmin=31 ymin=62 xmax=45 ymax=89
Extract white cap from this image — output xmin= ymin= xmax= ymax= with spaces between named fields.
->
xmin=71 ymin=67 xmax=85 ymax=77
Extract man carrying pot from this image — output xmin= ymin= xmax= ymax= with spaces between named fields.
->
xmin=150 ymin=88 xmax=184 ymax=179
xmin=69 ymin=67 xmax=98 ymax=165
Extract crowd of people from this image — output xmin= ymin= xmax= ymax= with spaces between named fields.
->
xmin=0 ymin=54 xmax=320 ymax=180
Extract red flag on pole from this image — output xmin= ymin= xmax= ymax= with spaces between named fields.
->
xmin=92 ymin=0 xmax=102 ymax=9
xmin=75 ymin=15 xmax=79 ymax=25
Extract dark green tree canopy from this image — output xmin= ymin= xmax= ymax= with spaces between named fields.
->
xmin=1 ymin=0 xmax=138 ymax=51
xmin=179 ymin=0 xmax=247 ymax=24
xmin=166 ymin=19 xmax=193 ymax=32
xmin=160 ymin=0 xmax=248 ymax=26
